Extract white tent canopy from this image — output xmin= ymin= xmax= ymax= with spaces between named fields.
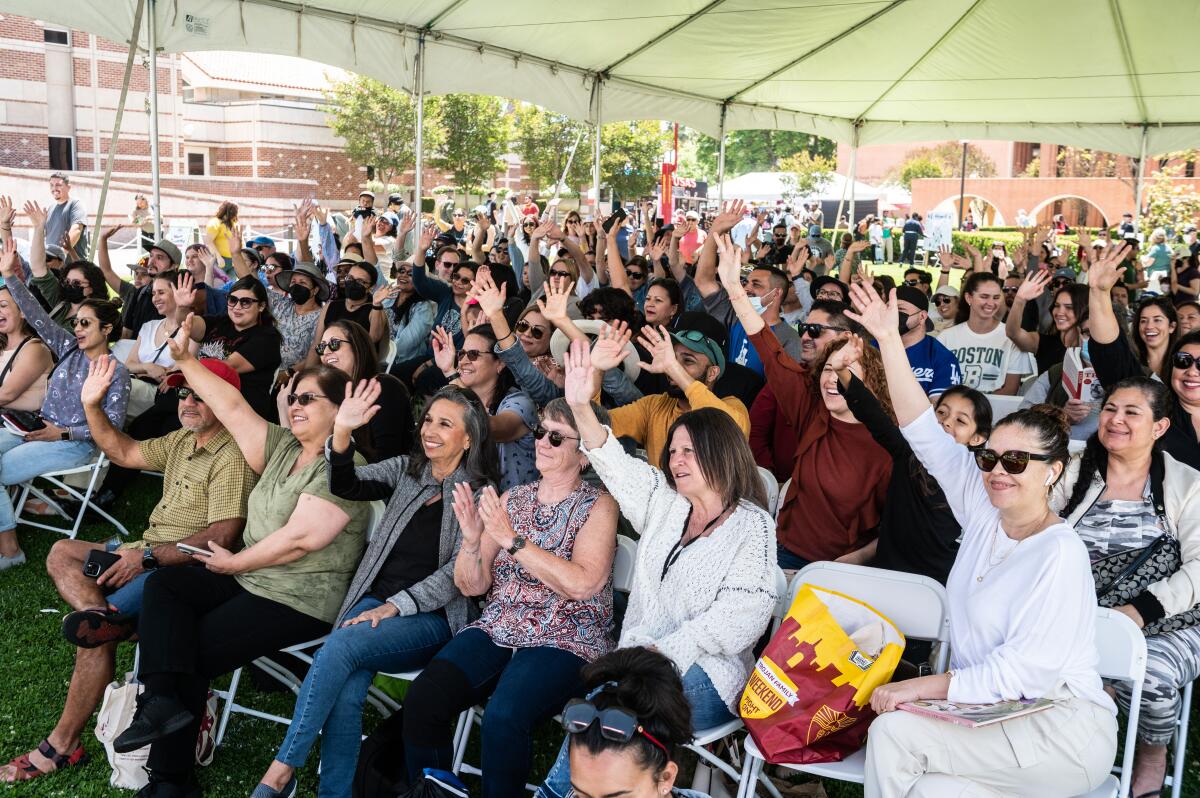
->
xmin=716 ymin=172 xmax=879 ymax=204
xmin=5 ymin=0 xmax=1200 ymax=157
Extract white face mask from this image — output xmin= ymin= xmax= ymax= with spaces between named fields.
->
xmin=747 ymin=295 xmax=767 ymax=315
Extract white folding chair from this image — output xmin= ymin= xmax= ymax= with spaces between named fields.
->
xmin=775 ymin=478 xmax=791 ymax=524
xmin=14 ymin=451 xmax=129 ymax=539
xmin=985 ymin=394 xmax=1023 ymax=424
xmin=736 ymin=562 xmax=951 ymax=797
xmin=1080 ymin=608 xmax=1147 ymax=798
xmin=613 ymin=534 xmax=637 ymax=593
xmin=1167 ymin=680 xmax=1193 ymax=794
xmin=213 ymin=501 xmax=386 ymax=745
xmin=109 ymin=339 xmax=136 ymax=363
xmin=757 ymin=467 xmax=780 ymax=518
xmin=380 ymin=339 xmax=398 ymax=371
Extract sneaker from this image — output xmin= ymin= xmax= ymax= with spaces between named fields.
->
xmin=0 ymin=550 xmax=25 ymax=571
xmin=62 ymin=608 xmax=137 ymax=648
xmin=113 ymin=696 xmax=194 ymax=754
xmin=134 ymin=770 xmax=202 ymax=797
xmin=250 ymin=776 xmax=296 ymax=798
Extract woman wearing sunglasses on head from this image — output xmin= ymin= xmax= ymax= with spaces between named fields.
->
xmin=844 ymin=281 xmax=1117 ymax=798
xmin=109 ymin=317 xmax=370 ymax=796
xmin=172 ymin=271 xmax=282 ymax=420
xmin=402 ymin=397 xmax=619 ymax=798
xmin=1049 ymin=375 xmax=1200 ymax=797
xmin=1089 ymin=242 xmax=1200 ymax=470
xmin=252 ymin=384 xmax=497 ymax=798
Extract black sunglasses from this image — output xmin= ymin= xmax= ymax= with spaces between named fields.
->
xmin=515 ymin=320 xmax=546 ymax=340
xmin=533 ymin=425 xmax=579 ymax=447
xmin=903 ymin=279 xmax=920 ymax=286
xmin=315 ymin=338 xmax=348 ymax=355
xmin=1173 ymin=351 xmax=1200 ymax=370
xmin=561 ymin=698 xmax=667 ymax=757
xmin=548 ymin=269 xmax=572 ymax=280
xmin=450 ymin=274 xmax=473 ymax=285
xmin=933 ymin=295 xmax=954 ymax=305
xmin=973 ymin=448 xmax=1054 ymax=474
xmin=176 ymin=387 xmax=204 ymax=404
xmin=800 ymin=322 xmax=849 ymax=338
xmin=459 ymin=349 xmax=492 ymax=363
xmin=227 ymin=295 xmax=260 ymax=309
xmin=286 ymin=392 xmax=328 ymax=406
xmin=626 ymin=269 xmax=646 ymax=280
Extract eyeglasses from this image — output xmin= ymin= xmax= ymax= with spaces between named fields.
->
xmin=393 ymin=267 xmax=411 ymax=277
xmin=68 ymin=317 xmax=96 ymax=329
xmin=315 ymin=338 xmax=348 ymax=355
xmin=903 ymin=279 xmax=920 ymax=287
xmin=972 ymin=448 xmax=1054 ymax=474
xmin=626 ymin=270 xmax=645 ymax=280
xmin=548 ymin=269 xmax=572 ymax=280
xmin=346 ymin=278 xmax=372 ymax=289
xmin=176 ymin=387 xmax=204 ymax=404
xmin=450 ymin=274 xmax=474 ymax=285
xmin=286 ymin=392 xmax=328 ymax=406
xmin=533 ymin=425 xmax=579 ymax=447
xmin=561 ymin=696 xmax=668 ymax=758
xmin=453 ymin=212 xmax=465 ymax=218
xmin=800 ymin=322 xmax=848 ymax=338
xmin=227 ymin=295 xmax=260 ymax=309
xmin=458 ymin=349 xmax=493 ymax=363
xmin=515 ymin=320 xmax=547 ymax=339
xmin=65 ymin=280 xmax=87 ymax=289
xmin=814 ymin=290 xmax=844 ymax=302
xmin=932 ymin=296 xmax=954 ymax=305
xmin=1002 ymin=286 xmax=1019 ymax=294
xmin=1173 ymin=351 xmax=1200 ymax=370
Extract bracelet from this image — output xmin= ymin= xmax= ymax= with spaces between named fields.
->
xmin=371 ymin=304 xmax=384 ymax=311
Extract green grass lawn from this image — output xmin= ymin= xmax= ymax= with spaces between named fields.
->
xmin=3 ymin=476 xmax=1200 ymax=797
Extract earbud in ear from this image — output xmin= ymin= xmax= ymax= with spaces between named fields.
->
xmin=1045 ymin=473 xmax=1054 ymax=487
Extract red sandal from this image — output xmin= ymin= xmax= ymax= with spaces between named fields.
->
xmin=0 ymin=738 xmax=89 ymax=782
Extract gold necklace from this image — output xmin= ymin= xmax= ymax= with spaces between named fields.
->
xmin=976 ymin=511 xmax=1052 ymax=582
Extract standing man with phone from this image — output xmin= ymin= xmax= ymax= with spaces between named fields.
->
xmin=0 ymin=356 xmax=256 ymax=785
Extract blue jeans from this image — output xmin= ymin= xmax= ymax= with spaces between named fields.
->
xmin=775 ymin=542 xmax=811 ymax=571
xmin=536 ymin=664 xmax=734 ymax=798
xmin=403 ymin=627 xmax=586 ymax=798
xmin=0 ymin=431 xmax=94 ymax=532
xmin=275 ymin=596 xmax=451 ymax=798
xmin=107 ymin=570 xmax=151 ymax=615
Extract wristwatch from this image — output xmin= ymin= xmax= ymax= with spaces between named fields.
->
xmin=60 ymin=430 xmax=70 ymax=441
xmin=507 ymin=534 xmax=527 ymax=556
xmin=142 ymin=547 xmax=158 ymax=571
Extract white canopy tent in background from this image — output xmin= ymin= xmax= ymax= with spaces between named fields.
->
xmin=716 ymin=172 xmax=880 ymax=204
xmin=3 ymin=0 xmax=1199 ymax=241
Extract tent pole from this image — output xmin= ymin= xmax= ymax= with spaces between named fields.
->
xmin=716 ymin=104 xmax=727 ymax=204
xmin=89 ymin=0 xmax=146 ymax=261
xmin=1133 ymin=126 xmax=1148 ymax=230
xmin=413 ymin=33 xmax=425 ymax=220
xmin=847 ymin=144 xmax=857 ymax=232
xmin=147 ymin=0 xmax=161 ymax=241
xmin=591 ymin=78 xmax=602 ymax=216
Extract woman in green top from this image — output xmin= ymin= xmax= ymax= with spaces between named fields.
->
xmin=110 ymin=314 xmax=370 ymax=795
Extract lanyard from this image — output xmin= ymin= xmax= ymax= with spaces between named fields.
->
xmin=660 ymin=504 xmax=731 ymax=581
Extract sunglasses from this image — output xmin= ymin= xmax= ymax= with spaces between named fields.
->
xmin=903 ymin=279 xmax=920 ymax=287
xmin=800 ymin=322 xmax=848 ymax=338
xmin=176 ymin=387 xmax=204 ymax=403
xmin=227 ymin=295 xmax=260 ymax=309
xmin=933 ymin=296 xmax=954 ymax=305
xmin=458 ymin=349 xmax=493 ymax=363
xmin=561 ymin=698 xmax=668 ymax=758
xmin=548 ymin=269 xmax=573 ymax=280
xmin=286 ymin=392 xmax=328 ymax=406
xmin=626 ymin=270 xmax=646 ymax=280
xmin=515 ymin=320 xmax=546 ymax=339
xmin=814 ymin=290 xmax=844 ymax=301
xmin=1002 ymin=287 xmax=1019 ymax=294
xmin=449 ymin=275 xmax=475 ymax=286
xmin=533 ymin=425 xmax=579 ymax=447
xmin=1173 ymin=351 xmax=1200 ymax=370
xmin=393 ymin=266 xmax=412 ymax=277
xmin=68 ymin=317 xmax=97 ymax=329
xmin=315 ymin=338 xmax=348 ymax=355
xmin=972 ymin=448 xmax=1054 ymax=474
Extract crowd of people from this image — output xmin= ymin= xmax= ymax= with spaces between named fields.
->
xmin=0 ymin=171 xmax=1197 ymax=798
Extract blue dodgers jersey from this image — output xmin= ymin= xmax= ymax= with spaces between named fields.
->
xmin=906 ymin=335 xmax=961 ymax=396
xmin=729 ymin=320 xmax=765 ymax=376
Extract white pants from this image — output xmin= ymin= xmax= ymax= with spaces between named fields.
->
xmin=864 ymin=695 xmax=1117 ymax=797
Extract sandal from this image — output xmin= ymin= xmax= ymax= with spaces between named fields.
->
xmin=62 ymin=607 xmax=137 ymax=649
xmin=0 ymin=738 xmax=88 ymax=782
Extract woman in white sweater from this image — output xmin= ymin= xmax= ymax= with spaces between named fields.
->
xmin=844 ymin=280 xmax=1118 ymax=798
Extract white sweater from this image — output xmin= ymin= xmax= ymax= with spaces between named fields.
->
xmin=583 ymin=429 xmax=780 ymax=710
xmin=902 ymin=409 xmax=1115 ymax=713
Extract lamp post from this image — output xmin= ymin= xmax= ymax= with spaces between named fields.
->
xmin=957 ymin=140 xmax=968 ymax=230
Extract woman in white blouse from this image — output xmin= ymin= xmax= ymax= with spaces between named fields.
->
xmin=125 ymin=270 xmax=197 ymax=420
xmin=845 ymin=281 xmax=1118 ymax=798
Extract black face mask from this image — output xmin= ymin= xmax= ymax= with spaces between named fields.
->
xmin=288 ymin=284 xmax=312 ymax=304
xmin=343 ymin=281 xmax=367 ymax=302
xmin=62 ymin=283 xmax=86 ymax=304
xmin=897 ymin=311 xmax=912 ymax=337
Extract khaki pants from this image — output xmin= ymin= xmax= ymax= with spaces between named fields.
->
xmin=864 ymin=694 xmax=1116 ymax=797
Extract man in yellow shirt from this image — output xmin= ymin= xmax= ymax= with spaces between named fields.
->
xmin=591 ymin=317 xmax=750 ymax=465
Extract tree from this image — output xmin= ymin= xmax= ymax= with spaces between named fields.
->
xmin=888 ymin=142 xmax=996 ymax=189
xmin=691 ymin=129 xmax=836 ymax=179
xmin=323 ymin=75 xmax=442 ymax=190
xmin=512 ymin=104 xmax=592 ymax=193
xmin=898 ymin=156 xmax=944 ymax=190
xmin=1142 ymin=166 xmax=1200 ymax=235
xmin=600 ymin=121 xmax=671 ymax=200
xmin=777 ymin=151 xmax=836 ymax=202
xmin=429 ymin=94 xmax=511 ymax=193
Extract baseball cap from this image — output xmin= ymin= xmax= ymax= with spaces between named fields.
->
xmin=808 ymin=225 xmax=823 ymax=238
xmin=1052 ymin=267 xmax=1076 ymax=281
xmin=1184 ymin=224 xmax=1197 ymax=234
xmin=933 ymin=285 xmax=959 ymax=299
xmin=670 ymin=328 xmax=725 ymax=377
xmin=239 ymin=247 xmax=265 ymax=268
xmin=674 ymin=310 xmax=728 ymax=349
xmin=387 ymin=193 xmax=403 ymax=205
xmin=248 ymin=235 xmax=275 ymax=248
xmin=684 ymin=210 xmax=700 ymax=221
xmin=896 ymin=285 xmax=933 ymax=332
xmin=44 ymin=244 xmax=66 ymax=262
xmin=166 ymin=358 xmax=241 ymax=391
xmin=359 ymin=190 xmax=375 ymax=199
xmin=150 ymin=238 xmax=182 ymax=266
xmin=810 ymin=275 xmax=849 ymax=303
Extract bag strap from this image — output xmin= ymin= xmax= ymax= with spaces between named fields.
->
xmin=1097 ymin=533 xmax=1171 ymax=599
xmin=0 ymin=336 xmax=35 ymax=387
xmin=1150 ymin=451 xmax=1168 ymax=521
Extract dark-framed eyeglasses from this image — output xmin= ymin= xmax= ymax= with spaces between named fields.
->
xmin=176 ymin=387 xmax=204 ymax=404
xmin=458 ymin=349 xmax=493 ymax=363
xmin=315 ymin=338 xmax=348 ymax=355
xmin=972 ymin=448 xmax=1054 ymax=474
xmin=65 ymin=280 xmax=87 ymax=290
xmin=515 ymin=320 xmax=547 ymax=340
xmin=800 ymin=322 xmax=848 ymax=338
xmin=392 ymin=266 xmax=412 ymax=277
xmin=533 ymin=425 xmax=579 ymax=447
xmin=227 ymin=295 xmax=260 ymax=309
xmin=1002 ymin=286 xmax=1019 ymax=294
xmin=286 ymin=392 xmax=328 ymax=406
xmin=1173 ymin=351 xmax=1200 ymax=370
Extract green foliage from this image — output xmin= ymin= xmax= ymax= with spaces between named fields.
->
xmin=600 ymin=120 xmax=671 ymax=200
xmin=898 ymin=156 xmax=944 ymax=190
xmin=778 ymin=151 xmax=836 ymax=202
xmin=428 ymin=94 xmax=511 ymax=192
xmin=890 ymin=142 xmax=996 ymax=189
xmin=512 ymin=104 xmax=592 ymax=193
xmin=322 ymin=75 xmax=442 ymax=189
xmin=1142 ymin=167 xmax=1200 ymax=236
xmin=691 ymin=128 xmax=836 ymax=179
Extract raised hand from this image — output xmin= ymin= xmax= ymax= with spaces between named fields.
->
xmin=635 ymin=324 xmax=679 ymax=375
xmin=417 ymin=221 xmax=438 ymax=255
xmin=535 ymin=279 xmax=575 ymax=325
xmin=373 ymin=282 xmax=399 ymax=307
xmin=231 ymin=222 xmax=244 ymax=248
xmin=711 ymin=199 xmax=746 ymax=235
xmin=174 ymin=270 xmax=197 ymax=311
xmin=334 ymin=378 xmax=382 ymax=432
xmin=294 ymin=201 xmax=312 ymax=240
xmin=23 ymin=200 xmax=48 ymax=229
xmin=826 ymin=334 xmax=864 ymax=373
xmin=431 ymin=326 xmax=457 ymax=374
xmin=472 ymin=272 xmax=507 ymax=318
xmin=0 ymin=196 xmax=14 ymax=230
xmin=845 ymin=281 xmax=899 ymax=341
xmin=1076 ymin=228 xmax=1092 ymax=252
xmin=534 ymin=218 xmax=557 ymax=240
xmin=1088 ymin=242 xmax=1130 ymax=292
xmin=167 ymin=313 xmax=196 ymax=361
xmin=1016 ymin=268 xmax=1051 ymax=302
xmin=311 ymin=203 xmax=329 ymax=225
xmin=398 ymin=209 xmax=417 ymax=241
xmin=0 ymin=235 xmax=17 ymax=278
xmin=477 ymin=486 xmax=518 ymax=550
xmin=785 ymin=243 xmax=810 ymax=279
xmin=81 ymin=354 xmax=117 ymax=407
xmin=451 ymin=482 xmax=484 ymax=548
xmin=589 ymin=320 xmax=632 ymax=371
xmin=848 ymin=239 xmax=870 ymax=253
xmin=714 ymin=233 xmax=743 ymax=291
xmin=647 ymin=238 xmax=668 ymax=264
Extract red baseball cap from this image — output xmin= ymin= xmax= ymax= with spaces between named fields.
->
xmin=165 ymin=358 xmax=241 ymax=391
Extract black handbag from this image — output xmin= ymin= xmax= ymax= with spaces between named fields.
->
xmin=352 ymin=707 xmax=408 ymax=798
xmin=1090 ymin=457 xmax=1200 ymax=637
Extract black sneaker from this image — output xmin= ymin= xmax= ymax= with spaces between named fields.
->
xmin=62 ymin=608 xmax=137 ymax=648
xmin=134 ymin=770 xmax=202 ymax=797
xmin=113 ymin=695 xmax=194 ymax=754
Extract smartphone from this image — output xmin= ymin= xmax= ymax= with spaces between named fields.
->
xmin=176 ymin=542 xmax=213 ymax=558
xmin=603 ymin=206 xmax=627 ymax=235
xmin=83 ymin=549 xmax=121 ymax=578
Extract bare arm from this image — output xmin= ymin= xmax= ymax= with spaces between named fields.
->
xmin=80 ymin=355 xmax=148 ymax=469
xmin=605 ymin=227 xmax=632 ymax=298
xmin=993 ymin=373 xmax=1024 ymax=396
xmin=1087 ymin=243 xmax=1131 ymax=345
xmin=694 ymin=200 xmax=745 ymax=297
xmin=592 ymin=219 xmax=609 ymax=286
xmin=1004 ymin=270 xmax=1049 ymax=354
xmin=0 ymin=339 xmax=51 ymax=405
xmin=843 ymin=284 xmax=930 ymax=426
xmin=152 ymin=517 xmax=244 ymax=568
xmin=23 ymin=202 xmax=53 ymax=281
xmin=95 ymin=225 xmax=129 ymax=289
xmin=208 ymin=493 xmax=351 ymax=573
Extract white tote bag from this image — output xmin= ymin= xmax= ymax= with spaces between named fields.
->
xmin=94 ymin=673 xmax=149 ymax=789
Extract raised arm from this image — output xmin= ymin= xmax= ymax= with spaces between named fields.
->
xmin=592 ymin=218 xmax=609 ymax=286
xmin=694 ymin=200 xmax=745 ymax=297
xmin=80 ymin=355 xmax=148 ymax=469
xmin=294 ymin=200 xmax=314 ymax=264
xmin=1087 ymin=242 xmax=1131 ymax=346
xmin=172 ymin=272 xmax=209 ymax=341
xmin=325 ymin=379 xmax=402 ymax=500
xmin=23 ymin=201 xmax=52 ymax=281
xmin=95 ymin=225 xmax=132 ymax=291
xmin=1005 ymin=270 xmax=1050 ymax=354
xmin=0 ymin=239 xmax=72 ymax=356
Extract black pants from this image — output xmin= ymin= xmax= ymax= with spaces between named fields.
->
xmin=136 ymin=566 xmax=329 ymax=778
xmin=901 ymin=233 xmax=919 ymax=265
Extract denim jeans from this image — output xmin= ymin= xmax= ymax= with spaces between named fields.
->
xmin=536 ymin=664 xmax=734 ymax=798
xmin=403 ymin=627 xmax=586 ymax=798
xmin=275 ymin=596 xmax=451 ymax=798
xmin=0 ymin=431 xmax=94 ymax=531
xmin=775 ymin=542 xmax=811 ymax=571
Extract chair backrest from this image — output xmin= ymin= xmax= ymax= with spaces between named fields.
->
xmin=613 ymin=535 xmax=637 ymax=593
xmin=768 ymin=567 xmax=790 ymax=634
xmin=381 ymin=339 xmax=398 ymax=370
xmin=364 ymin=500 xmax=386 ymax=543
xmin=791 ymin=561 xmax=950 ymax=644
xmin=110 ymin=339 xmax=136 ymax=364
xmin=1093 ymin=607 xmax=1148 ymax=683
xmin=775 ymin=478 xmax=791 ymax=523
xmin=757 ymin=466 xmax=780 ymax=517
xmin=985 ymin=394 xmax=1023 ymax=424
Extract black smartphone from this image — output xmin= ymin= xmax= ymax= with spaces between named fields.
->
xmin=603 ymin=206 xmax=627 ymax=235
xmin=83 ymin=549 xmax=121 ymax=579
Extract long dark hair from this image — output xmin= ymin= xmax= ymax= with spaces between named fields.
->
xmin=935 ymin=385 xmax=993 ymax=438
xmin=994 ymin=403 xmax=1072 ymax=488
xmin=660 ymin=408 xmax=768 ymax=510
xmin=462 ymin=324 xmax=515 ymax=415
xmin=1044 ymin=284 xmax=1090 ymax=342
xmin=956 ymin=272 xmax=1002 ymax=325
xmin=1167 ymin=330 xmax=1200 ymax=395
xmin=645 ymin=277 xmax=683 ymax=327
xmin=65 ymin=261 xmax=108 ymax=300
xmin=325 ymin=320 xmax=379 ymax=383
xmin=1133 ymin=296 xmax=1179 ymax=380
xmin=1061 ymin=377 xmax=1171 ymax=517
xmin=406 ymin=385 xmax=499 ymax=488
xmin=228 ymin=275 xmax=276 ymax=328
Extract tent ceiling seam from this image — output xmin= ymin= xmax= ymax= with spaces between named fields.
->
xmin=424 ymin=0 xmax=469 ymax=31
xmin=602 ymin=0 xmax=730 ymax=76
xmin=1107 ymin=0 xmax=1147 ymax=123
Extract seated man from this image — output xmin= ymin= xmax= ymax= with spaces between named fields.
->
xmin=0 ymin=356 xmax=256 ymax=783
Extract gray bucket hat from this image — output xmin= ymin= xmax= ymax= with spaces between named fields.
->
xmin=272 ymin=261 xmax=330 ymax=303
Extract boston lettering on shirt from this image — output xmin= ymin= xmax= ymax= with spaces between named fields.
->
xmin=935 ymin=322 xmax=1032 ymax=393
xmin=905 ymin=335 xmax=962 ymax=397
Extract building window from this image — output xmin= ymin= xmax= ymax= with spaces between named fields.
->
xmin=1187 ymin=160 xmax=1196 ymax=178
xmin=43 ymin=28 xmax=69 ymax=46
xmin=186 ymin=150 xmax=208 ymax=176
xmin=47 ymin=136 xmax=73 ymax=170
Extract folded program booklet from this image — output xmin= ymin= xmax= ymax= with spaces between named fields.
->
xmin=897 ymin=697 xmax=1058 ymax=728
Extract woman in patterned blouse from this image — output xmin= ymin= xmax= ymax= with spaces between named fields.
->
xmin=401 ymin=397 xmax=619 ymax=798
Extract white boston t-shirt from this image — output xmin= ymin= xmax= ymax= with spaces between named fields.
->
xmin=936 ymin=321 xmax=1033 ymax=393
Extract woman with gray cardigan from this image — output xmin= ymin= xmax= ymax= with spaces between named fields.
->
xmin=251 ymin=384 xmax=499 ymax=798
